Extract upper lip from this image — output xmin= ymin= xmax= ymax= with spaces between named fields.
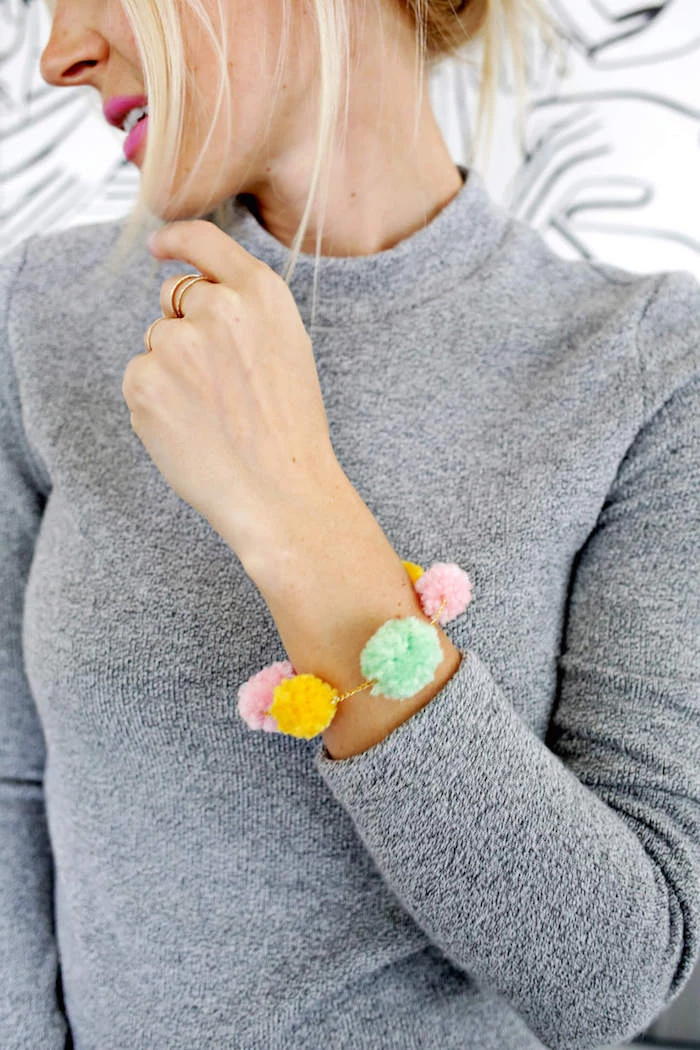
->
xmin=103 ymin=95 xmax=148 ymax=129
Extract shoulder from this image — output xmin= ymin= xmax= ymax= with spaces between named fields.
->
xmin=630 ymin=267 xmax=700 ymax=418
xmin=498 ymin=216 xmax=700 ymax=418
xmin=1 ymin=218 xmax=160 ymax=354
xmin=3 ymin=217 xmax=129 ymax=303
xmin=3 ymin=217 xmax=126 ymax=269
xmin=2 ymin=218 xmax=129 ymax=315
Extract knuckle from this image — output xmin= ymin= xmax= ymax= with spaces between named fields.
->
xmin=249 ymin=259 xmax=277 ymax=288
xmin=122 ymin=358 xmax=138 ymax=392
xmin=217 ymin=285 xmax=243 ymax=316
xmin=256 ymin=268 xmax=288 ymax=307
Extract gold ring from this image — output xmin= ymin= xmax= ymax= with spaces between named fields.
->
xmin=145 ymin=273 xmax=211 ymax=352
xmin=171 ymin=273 xmax=209 ymax=317
xmin=144 ymin=315 xmax=168 ymax=353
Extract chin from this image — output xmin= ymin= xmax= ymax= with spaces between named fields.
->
xmin=145 ymin=181 xmax=230 ymax=225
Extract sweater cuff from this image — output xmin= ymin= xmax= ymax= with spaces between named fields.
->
xmin=314 ymin=644 xmax=487 ymax=782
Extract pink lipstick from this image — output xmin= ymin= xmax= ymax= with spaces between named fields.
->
xmin=123 ymin=114 xmax=149 ymax=161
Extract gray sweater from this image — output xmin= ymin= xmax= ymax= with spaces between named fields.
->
xmin=1 ymin=166 xmax=698 ymax=1050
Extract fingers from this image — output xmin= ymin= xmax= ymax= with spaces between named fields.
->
xmin=148 ymin=217 xmax=268 ymax=285
xmin=159 ymin=273 xmax=214 ymax=318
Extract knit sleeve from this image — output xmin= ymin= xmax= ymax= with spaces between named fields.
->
xmin=0 ymin=240 xmax=68 ymax=1048
xmin=313 ymin=273 xmax=700 ymax=1050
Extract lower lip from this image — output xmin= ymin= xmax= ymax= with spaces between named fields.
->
xmin=123 ymin=114 xmax=148 ymax=161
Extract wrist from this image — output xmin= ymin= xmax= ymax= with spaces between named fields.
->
xmin=321 ymin=633 xmax=463 ymax=759
xmin=239 ymin=462 xmax=364 ymax=589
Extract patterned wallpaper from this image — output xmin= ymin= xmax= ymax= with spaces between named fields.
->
xmin=3 ymin=0 xmax=700 ymax=284
xmin=1 ymin=0 xmax=698 ymax=1042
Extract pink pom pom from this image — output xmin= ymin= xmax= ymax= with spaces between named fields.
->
xmin=414 ymin=562 xmax=473 ymax=625
xmin=237 ymin=659 xmax=295 ymax=732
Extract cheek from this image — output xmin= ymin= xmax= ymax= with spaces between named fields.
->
xmin=107 ymin=0 xmax=144 ymax=67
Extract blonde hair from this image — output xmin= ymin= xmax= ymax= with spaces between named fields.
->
xmin=42 ymin=0 xmax=562 ymax=327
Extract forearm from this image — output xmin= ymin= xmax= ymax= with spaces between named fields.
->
xmin=237 ymin=473 xmax=463 ymax=759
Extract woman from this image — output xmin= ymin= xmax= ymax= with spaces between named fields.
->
xmin=1 ymin=0 xmax=698 ymax=1047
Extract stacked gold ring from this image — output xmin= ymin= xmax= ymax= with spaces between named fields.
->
xmin=143 ymin=273 xmax=211 ymax=353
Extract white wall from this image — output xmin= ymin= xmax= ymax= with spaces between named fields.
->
xmin=1 ymin=1 xmax=699 ymax=1040
xmin=3 ymin=0 xmax=700 ymax=284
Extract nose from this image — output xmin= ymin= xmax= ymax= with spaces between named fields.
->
xmin=39 ymin=11 xmax=107 ymax=89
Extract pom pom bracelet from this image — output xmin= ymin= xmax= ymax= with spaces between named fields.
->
xmin=237 ymin=560 xmax=473 ymax=741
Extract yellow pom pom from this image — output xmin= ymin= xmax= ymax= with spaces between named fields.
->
xmin=402 ymin=560 xmax=424 ymax=585
xmin=268 ymin=674 xmax=339 ymax=739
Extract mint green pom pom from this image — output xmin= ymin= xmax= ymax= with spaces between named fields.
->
xmin=360 ymin=616 xmax=443 ymax=700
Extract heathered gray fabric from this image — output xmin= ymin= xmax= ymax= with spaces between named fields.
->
xmin=0 ymin=165 xmax=699 ymax=1050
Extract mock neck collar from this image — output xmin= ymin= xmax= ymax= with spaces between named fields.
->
xmin=222 ymin=165 xmax=511 ymax=327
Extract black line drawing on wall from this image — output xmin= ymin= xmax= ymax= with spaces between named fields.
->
xmin=490 ymin=0 xmax=700 ymax=280
xmin=510 ymin=90 xmax=700 ymax=271
xmin=1 ymin=0 xmax=139 ymax=252
xmin=3 ymin=0 xmax=700 ymax=286
xmin=547 ymin=0 xmax=700 ymax=69
xmin=0 ymin=0 xmax=699 ymax=1042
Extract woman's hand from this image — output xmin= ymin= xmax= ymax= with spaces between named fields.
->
xmin=122 ymin=219 xmax=342 ymax=567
